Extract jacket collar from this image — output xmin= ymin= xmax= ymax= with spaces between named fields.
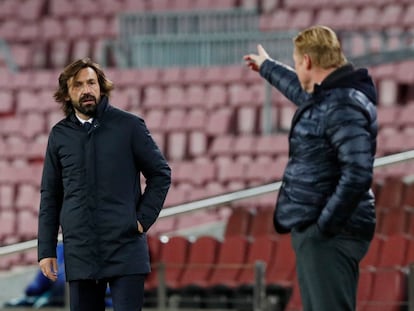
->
xmin=69 ymin=95 xmax=110 ymax=126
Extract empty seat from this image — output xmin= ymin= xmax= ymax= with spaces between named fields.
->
xmin=204 ymin=84 xmax=228 ymax=110
xmin=233 ymin=235 xmax=278 ymax=310
xmin=237 ymin=235 xmax=277 ymax=286
xmin=224 ymin=208 xmax=254 ymax=238
xmin=357 ymin=269 xmax=375 ymax=310
xmin=16 ymin=210 xmax=38 ymax=241
xmin=179 ymin=236 xmax=221 ymax=288
xmin=360 ymin=234 xmax=385 ymax=269
xmin=284 ymin=275 xmax=301 ymax=311
xmin=255 ymin=134 xmax=289 ymax=157
xmin=266 ymin=234 xmax=296 ymax=288
xmin=376 ymin=233 xmax=411 ymax=269
xmin=248 ymin=207 xmax=275 ymax=238
xmin=203 ymin=235 xmax=250 ymax=309
xmin=259 ymin=10 xmax=290 ymax=31
xmin=15 ymin=184 xmax=40 ymax=212
xmin=184 ymin=84 xmax=207 ymax=108
xmin=378 ymin=3 xmax=403 ymax=29
xmin=146 ymin=236 xmax=191 ymax=291
xmin=0 ymin=91 xmax=13 ymax=115
xmin=376 ymin=208 xmax=409 ymax=236
xmin=0 ymin=209 xmax=16 ymax=243
xmin=164 ymin=85 xmax=187 ymax=109
xmin=361 ymin=269 xmax=407 ymax=311
xmin=209 ymin=135 xmax=235 ymax=158
xmin=142 ymin=85 xmax=166 ymax=109
xmin=166 ymin=131 xmax=187 ymax=161
xmin=376 ymin=175 xmax=406 ymax=210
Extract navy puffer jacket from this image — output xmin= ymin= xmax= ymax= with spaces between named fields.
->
xmin=260 ymin=60 xmax=377 ymax=240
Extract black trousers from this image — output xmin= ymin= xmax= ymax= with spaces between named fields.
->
xmin=291 ymin=224 xmax=370 ymax=311
xmin=69 ymin=274 xmax=146 ymax=311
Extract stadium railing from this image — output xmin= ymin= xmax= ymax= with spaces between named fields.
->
xmin=2 ymin=150 xmax=414 ymax=311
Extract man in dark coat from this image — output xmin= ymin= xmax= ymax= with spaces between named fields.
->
xmin=244 ymin=26 xmax=377 ymax=311
xmin=38 ymin=58 xmax=171 ymax=311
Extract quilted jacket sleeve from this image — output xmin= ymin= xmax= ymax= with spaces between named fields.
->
xmin=259 ymin=59 xmax=309 ymax=107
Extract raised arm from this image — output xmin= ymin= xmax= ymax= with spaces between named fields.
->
xmin=244 ymin=44 xmax=308 ymax=107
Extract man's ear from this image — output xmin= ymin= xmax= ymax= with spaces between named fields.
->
xmin=303 ymin=54 xmax=312 ymax=70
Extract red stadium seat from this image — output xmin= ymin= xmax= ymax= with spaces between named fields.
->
xmin=248 ymin=207 xmax=275 ymax=238
xmin=360 ymin=269 xmax=407 ymax=311
xmin=357 ymin=269 xmax=375 ymax=310
xmin=224 ymin=208 xmax=254 ymax=238
xmin=179 ymin=236 xmax=221 ymax=288
xmin=360 ymin=234 xmax=386 ymax=269
xmin=266 ymin=234 xmax=296 ymax=288
xmin=376 ymin=233 xmax=411 ymax=269
xmin=284 ymin=275 xmax=302 ymax=311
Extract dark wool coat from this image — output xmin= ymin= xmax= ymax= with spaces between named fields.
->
xmin=260 ymin=61 xmax=377 ymax=240
xmin=38 ymin=96 xmax=171 ymax=281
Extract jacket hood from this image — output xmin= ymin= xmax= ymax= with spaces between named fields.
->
xmin=318 ymin=64 xmax=377 ymax=105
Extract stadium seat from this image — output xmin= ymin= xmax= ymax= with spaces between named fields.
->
xmin=360 ymin=269 xmax=407 ymax=311
xmin=209 ymin=135 xmax=235 ymax=158
xmin=375 ymin=175 xmax=406 ymax=210
xmin=376 ymin=233 xmax=411 ymax=269
xmin=203 ymin=235 xmax=250 ymax=309
xmin=360 ymin=234 xmax=386 ymax=269
xmin=16 ymin=210 xmax=38 ymax=241
xmin=142 ymin=85 xmax=166 ymax=109
xmin=175 ymin=236 xmax=221 ymax=307
xmin=260 ymin=0 xmax=280 ymax=14
xmin=283 ymin=275 xmax=301 ymax=311
xmin=377 ymin=208 xmax=409 ymax=236
xmin=259 ymin=9 xmax=290 ymax=31
xmin=0 ymin=209 xmax=16 ymax=244
xmin=146 ymin=236 xmax=191 ymax=291
xmin=248 ymin=206 xmax=275 ymax=238
xmin=357 ymin=269 xmax=375 ymax=311
xmin=289 ymin=9 xmax=313 ymax=30
xmin=223 ymin=207 xmax=254 ymax=238
xmin=266 ymin=234 xmax=296 ymax=289
xmin=233 ymin=235 xmax=278 ymax=310
xmin=184 ymin=84 xmax=208 ymax=108
xmin=15 ymin=184 xmax=40 ymax=213
xmin=204 ymin=84 xmax=228 ymax=110
xmin=237 ymin=234 xmax=277 ymax=286
xmin=232 ymin=135 xmax=256 ymax=159
xmin=49 ymin=39 xmax=71 ymax=69
xmin=165 ymin=85 xmax=187 ymax=109
xmin=179 ymin=236 xmax=221 ymax=288
xmin=0 ymin=91 xmax=13 ymax=115
xmin=378 ymin=3 xmax=403 ymax=29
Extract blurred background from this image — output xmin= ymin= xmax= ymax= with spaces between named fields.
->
xmin=1 ymin=0 xmax=414 ymax=310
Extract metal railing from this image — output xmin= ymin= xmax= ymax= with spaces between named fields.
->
xmin=1 ymin=150 xmax=414 ymax=310
xmin=119 ymin=8 xmax=260 ymax=38
xmin=104 ymin=31 xmax=295 ymax=68
xmin=2 ymin=149 xmax=414 ymax=257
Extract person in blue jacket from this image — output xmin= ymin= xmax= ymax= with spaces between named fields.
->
xmin=37 ymin=58 xmax=171 ymax=311
xmin=244 ymin=25 xmax=377 ymax=311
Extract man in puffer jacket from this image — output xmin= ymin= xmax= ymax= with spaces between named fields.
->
xmin=244 ymin=25 xmax=377 ymax=311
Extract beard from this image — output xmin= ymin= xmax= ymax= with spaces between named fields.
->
xmin=73 ymin=94 xmax=98 ymax=117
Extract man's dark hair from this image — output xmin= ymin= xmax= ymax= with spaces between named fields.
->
xmin=54 ymin=58 xmax=114 ymax=116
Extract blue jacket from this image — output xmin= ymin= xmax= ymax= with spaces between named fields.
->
xmin=260 ymin=60 xmax=377 ymax=240
xmin=38 ymin=96 xmax=171 ymax=281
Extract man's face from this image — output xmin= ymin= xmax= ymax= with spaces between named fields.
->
xmin=66 ymin=67 xmax=101 ymax=119
xmin=293 ymin=48 xmax=312 ymax=93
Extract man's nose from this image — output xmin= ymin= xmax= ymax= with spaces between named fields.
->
xmin=81 ymin=83 xmax=92 ymax=93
